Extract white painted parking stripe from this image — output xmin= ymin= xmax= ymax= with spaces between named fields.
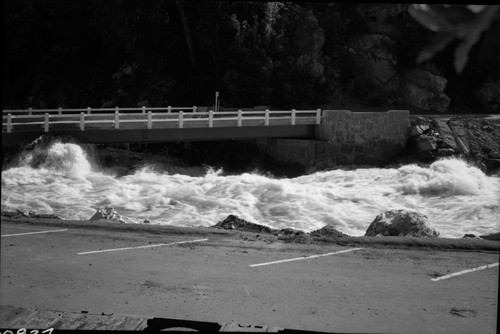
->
xmin=249 ymin=247 xmax=364 ymax=267
xmin=77 ymin=238 xmax=209 ymax=255
xmin=1 ymin=229 xmax=68 ymax=237
xmin=431 ymin=262 xmax=499 ymax=281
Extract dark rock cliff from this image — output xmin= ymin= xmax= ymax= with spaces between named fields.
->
xmin=3 ymin=2 xmax=499 ymax=113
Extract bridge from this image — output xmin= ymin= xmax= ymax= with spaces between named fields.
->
xmin=2 ymin=106 xmax=410 ymax=167
xmin=2 ymin=106 xmax=322 ymax=147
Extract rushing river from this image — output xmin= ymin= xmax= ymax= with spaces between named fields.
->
xmin=1 ymin=141 xmax=499 ymax=238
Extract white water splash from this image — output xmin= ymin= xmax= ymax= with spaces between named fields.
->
xmin=2 ymin=142 xmax=499 ymax=238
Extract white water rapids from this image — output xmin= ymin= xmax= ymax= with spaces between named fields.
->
xmin=2 ymin=141 xmax=499 ymax=238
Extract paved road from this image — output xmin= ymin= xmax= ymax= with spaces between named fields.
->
xmin=1 ymin=219 xmax=498 ymax=333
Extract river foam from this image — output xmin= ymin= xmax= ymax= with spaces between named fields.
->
xmin=2 ymin=141 xmax=499 ymax=238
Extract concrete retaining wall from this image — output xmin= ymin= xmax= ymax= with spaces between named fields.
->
xmin=317 ymin=110 xmax=409 ymax=165
xmin=256 ymin=110 xmax=410 ymax=168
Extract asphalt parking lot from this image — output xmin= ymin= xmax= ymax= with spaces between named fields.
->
xmin=1 ymin=219 xmax=498 ymax=333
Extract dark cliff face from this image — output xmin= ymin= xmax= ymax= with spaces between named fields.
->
xmin=3 ymin=1 xmax=499 ymax=113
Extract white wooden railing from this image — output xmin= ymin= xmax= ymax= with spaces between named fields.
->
xmin=2 ymin=107 xmax=322 ymax=133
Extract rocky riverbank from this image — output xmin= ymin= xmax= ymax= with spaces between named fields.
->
xmin=1 ymin=214 xmax=499 ymax=253
xmin=405 ymin=116 xmax=500 ymax=175
xmin=3 ymin=207 xmax=498 ymax=243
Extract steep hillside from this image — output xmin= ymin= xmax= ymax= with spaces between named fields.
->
xmin=3 ymin=2 xmax=500 ymax=113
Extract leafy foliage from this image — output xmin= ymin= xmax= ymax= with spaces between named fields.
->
xmin=409 ymin=4 xmax=500 ymax=73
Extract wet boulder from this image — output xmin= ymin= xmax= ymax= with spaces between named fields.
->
xmin=310 ymin=225 xmax=349 ymax=238
xmin=90 ymin=205 xmax=126 ymax=223
xmin=213 ymin=215 xmax=273 ymax=234
xmin=365 ymin=210 xmax=439 ymax=237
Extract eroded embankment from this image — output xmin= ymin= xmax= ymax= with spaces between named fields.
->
xmin=2 ymin=217 xmax=499 ymax=253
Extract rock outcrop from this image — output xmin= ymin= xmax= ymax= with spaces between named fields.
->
xmin=409 ymin=117 xmax=458 ymax=160
xmin=404 ymin=68 xmax=450 ymax=113
xmin=90 ymin=205 xmax=126 ymax=223
xmin=213 ymin=215 xmax=274 ymax=233
xmin=447 ymin=118 xmax=471 ymax=155
xmin=462 ymin=118 xmax=500 ymax=173
xmin=356 ymin=4 xmax=407 ymax=37
xmin=349 ymin=34 xmax=399 ymax=93
xmin=475 ymin=81 xmax=500 ymax=112
xmin=294 ymin=9 xmax=326 ymax=82
xmin=365 ymin=210 xmax=439 ymax=237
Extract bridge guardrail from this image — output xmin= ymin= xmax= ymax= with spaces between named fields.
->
xmin=2 ymin=106 xmax=198 ymax=115
xmin=2 ymin=108 xmax=322 ymax=133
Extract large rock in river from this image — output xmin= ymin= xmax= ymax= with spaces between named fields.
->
xmin=90 ymin=205 xmax=126 ymax=223
xmin=365 ymin=210 xmax=439 ymax=237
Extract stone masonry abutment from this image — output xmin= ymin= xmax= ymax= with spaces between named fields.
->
xmin=255 ymin=110 xmax=410 ymax=169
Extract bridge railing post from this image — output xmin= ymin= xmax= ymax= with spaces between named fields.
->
xmin=147 ymin=111 xmax=152 ymax=129
xmin=58 ymin=107 xmax=62 ymax=115
xmin=193 ymin=106 xmax=197 ymax=113
xmin=316 ymin=109 xmax=321 ymax=124
xmin=87 ymin=107 xmax=91 ymax=115
xmin=291 ymin=109 xmax=296 ymax=125
xmin=209 ymin=110 xmax=213 ymax=128
xmin=44 ymin=113 xmax=49 ymax=132
xmin=142 ymin=106 xmax=146 ymax=114
xmin=28 ymin=108 xmax=32 ymax=116
xmin=115 ymin=107 xmax=119 ymax=129
xmin=237 ymin=110 xmax=242 ymax=127
xmin=80 ymin=112 xmax=85 ymax=131
xmin=7 ymin=113 xmax=12 ymax=133
xmin=168 ymin=106 xmax=171 ymax=114
xmin=179 ymin=111 xmax=184 ymax=128
xmin=265 ymin=109 xmax=270 ymax=126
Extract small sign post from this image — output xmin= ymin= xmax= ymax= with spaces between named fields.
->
xmin=214 ymin=91 xmax=219 ymax=113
